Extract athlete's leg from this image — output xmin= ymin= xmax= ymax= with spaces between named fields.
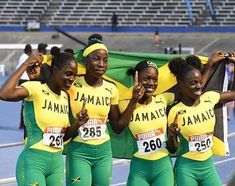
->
xmin=127 ymin=157 xmax=150 ymax=186
xmin=92 ymin=154 xmax=112 ymax=186
xmin=16 ymin=149 xmax=46 ymax=186
xmin=174 ymin=157 xmax=198 ymax=186
xmin=66 ymin=154 xmax=92 ymax=186
xmin=151 ymin=156 xmax=174 ymax=186
xmin=46 ymin=153 xmax=64 ymax=186
xmin=199 ymin=158 xmax=222 ymax=186
xmin=127 ymin=174 xmax=150 ymax=186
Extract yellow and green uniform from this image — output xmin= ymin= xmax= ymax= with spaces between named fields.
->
xmin=168 ymin=91 xmax=222 ymax=186
xmin=119 ymin=92 xmax=175 ymax=186
xmin=66 ymin=75 xmax=119 ymax=186
xmin=16 ymin=81 xmax=70 ymax=186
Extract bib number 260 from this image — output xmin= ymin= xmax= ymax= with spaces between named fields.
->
xmin=143 ymin=138 xmax=162 ymax=152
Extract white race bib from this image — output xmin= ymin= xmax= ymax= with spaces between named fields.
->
xmin=188 ymin=133 xmax=213 ymax=152
xmin=79 ymin=118 xmax=106 ymax=140
xmin=43 ymin=127 xmax=65 ymax=148
xmin=136 ymin=128 xmax=166 ymax=154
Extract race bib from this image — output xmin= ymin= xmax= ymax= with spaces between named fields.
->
xmin=43 ymin=127 xmax=65 ymax=148
xmin=188 ymin=133 xmax=213 ymax=152
xmin=136 ymin=128 xmax=166 ymax=154
xmin=79 ymin=118 xmax=106 ymax=140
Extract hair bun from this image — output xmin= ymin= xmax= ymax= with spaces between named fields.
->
xmin=88 ymin=33 xmax=103 ymax=45
xmin=168 ymin=57 xmax=186 ymax=76
xmin=50 ymin=46 xmax=61 ymax=57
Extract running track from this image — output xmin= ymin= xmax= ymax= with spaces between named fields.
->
xmin=0 ymin=76 xmax=234 ymax=186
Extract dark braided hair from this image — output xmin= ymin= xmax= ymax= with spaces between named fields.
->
xmin=185 ymin=55 xmax=202 ymax=71
xmin=88 ymin=33 xmax=103 ymax=45
xmin=50 ymin=46 xmax=60 ymax=56
xmin=51 ymin=52 xmax=76 ymax=70
xmin=127 ymin=60 xmax=158 ymax=78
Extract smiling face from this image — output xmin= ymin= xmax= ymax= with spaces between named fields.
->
xmin=54 ymin=60 xmax=78 ymax=90
xmin=179 ymin=68 xmax=203 ymax=100
xmin=138 ymin=67 xmax=158 ymax=97
xmin=85 ymin=49 xmax=108 ymax=79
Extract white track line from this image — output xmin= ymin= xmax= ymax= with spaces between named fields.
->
xmin=215 ymin=157 xmax=235 ymax=165
xmin=196 ymin=38 xmax=219 ymax=54
xmin=111 ymin=181 xmax=127 ymax=186
xmin=228 ymin=132 xmax=235 ymax=138
xmin=0 ymin=141 xmax=23 ymax=148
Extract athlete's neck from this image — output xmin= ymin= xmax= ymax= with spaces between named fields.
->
xmin=47 ymin=78 xmax=61 ymax=95
xmin=138 ymin=95 xmax=152 ymax=105
xmin=181 ymin=96 xmax=200 ymax=106
xmin=84 ymin=74 xmax=103 ymax=87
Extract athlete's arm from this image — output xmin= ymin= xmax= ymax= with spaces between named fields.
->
xmin=167 ymin=113 xmax=180 ymax=153
xmin=110 ymin=72 xmax=145 ymax=134
xmin=108 ymin=97 xmax=138 ymax=134
xmin=201 ymin=51 xmax=225 ymax=88
xmin=0 ymin=53 xmax=43 ymax=101
xmin=64 ymin=100 xmax=89 ymax=141
xmin=219 ymin=52 xmax=235 ymax=103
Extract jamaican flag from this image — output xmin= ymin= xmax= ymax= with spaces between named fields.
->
xmin=73 ymin=50 xmax=230 ymax=158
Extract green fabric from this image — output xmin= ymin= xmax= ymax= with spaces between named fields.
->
xmin=174 ymin=156 xmax=222 ymax=186
xmin=16 ymin=148 xmax=64 ymax=186
xmin=66 ymin=141 xmax=112 ymax=186
xmin=127 ymin=156 xmax=174 ymax=186
xmin=24 ymin=101 xmax=42 ymax=148
xmin=74 ymin=50 xmax=184 ymax=88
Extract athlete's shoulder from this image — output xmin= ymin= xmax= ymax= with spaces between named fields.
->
xmin=61 ymin=90 xmax=69 ymax=100
xmin=102 ymin=77 xmax=117 ymax=87
xmin=71 ymin=75 xmax=84 ymax=89
xmin=201 ymin=91 xmax=220 ymax=103
xmin=202 ymin=91 xmax=218 ymax=97
xmin=166 ymin=100 xmax=181 ymax=116
xmin=21 ymin=80 xmax=43 ymax=88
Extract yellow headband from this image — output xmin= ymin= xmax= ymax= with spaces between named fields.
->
xmin=83 ymin=43 xmax=108 ymax=57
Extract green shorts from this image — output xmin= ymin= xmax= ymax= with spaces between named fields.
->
xmin=174 ymin=156 xmax=222 ymax=186
xmin=16 ymin=148 xmax=64 ymax=186
xmin=66 ymin=140 xmax=112 ymax=186
xmin=127 ymin=155 xmax=174 ymax=186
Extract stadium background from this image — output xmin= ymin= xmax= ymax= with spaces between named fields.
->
xmin=0 ymin=0 xmax=235 ymax=185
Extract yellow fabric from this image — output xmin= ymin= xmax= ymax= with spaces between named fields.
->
xmin=22 ymin=81 xmax=70 ymax=152
xmin=168 ymin=91 xmax=220 ymax=161
xmin=67 ymin=75 xmax=119 ymax=145
xmin=83 ymin=43 xmax=108 ymax=57
xmin=42 ymin=54 xmax=53 ymax=66
xmin=119 ymin=93 xmax=175 ymax=160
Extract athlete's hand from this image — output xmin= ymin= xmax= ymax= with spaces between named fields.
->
xmin=26 ymin=63 xmax=41 ymax=80
xmin=132 ymin=71 xmax=145 ymax=100
xmin=208 ymin=50 xmax=225 ymax=66
xmin=168 ymin=113 xmax=180 ymax=137
xmin=228 ymin=51 xmax=235 ymax=63
xmin=25 ymin=53 xmax=43 ymax=67
xmin=76 ymin=99 xmax=89 ymax=127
